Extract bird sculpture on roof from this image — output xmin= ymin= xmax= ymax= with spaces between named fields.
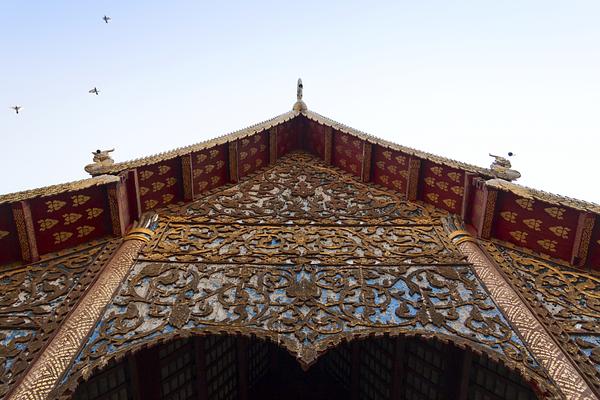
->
xmin=103 ymin=15 xmax=111 ymax=24
xmin=293 ymin=78 xmax=307 ymax=112
xmin=85 ymin=149 xmax=115 ymax=174
xmin=489 ymin=152 xmax=521 ymax=181
xmin=89 ymin=87 xmax=100 ymax=95
xmin=10 ymin=106 xmax=22 ymax=114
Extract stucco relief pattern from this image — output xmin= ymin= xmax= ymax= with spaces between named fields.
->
xmin=455 ymin=239 xmax=597 ymax=400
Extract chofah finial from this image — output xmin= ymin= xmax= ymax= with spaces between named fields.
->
xmin=293 ymin=78 xmax=307 ymax=112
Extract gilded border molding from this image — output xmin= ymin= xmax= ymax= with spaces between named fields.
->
xmin=444 ymin=216 xmax=598 ymax=400
xmin=6 ymin=218 xmax=157 ymax=400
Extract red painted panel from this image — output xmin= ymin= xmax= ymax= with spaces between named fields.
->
xmin=29 ymin=186 xmax=110 ymax=254
xmin=125 ymin=170 xmax=139 ymax=220
xmin=332 ymin=131 xmax=363 ymax=178
xmin=303 ymin=119 xmax=326 ymax=160
xmin=0 ymin=205 xmax=20 ymax=265
xmin=191 ymin=144 xmax=228 ymax=196
xmin=238 ymin=131 xmax=269 ymax=179
xmin=277 ymin=119 xmax=300 ymax=158
xmin=138 ymin=158 xmax=182 ymax=212
xmin=586 ymin=218 xmax=600 ymax=272
xmin=371 ymin=145 xmax=409 ymax=193
xmin=492 ymin=192 xmax=579 ymax=261
xmin=419 ymin=161 xmax=465 ymax=214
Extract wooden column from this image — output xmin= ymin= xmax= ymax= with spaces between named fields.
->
xmin=106 ymin=178 xmax=132 ymax=237
xmin=131 ymin=347 xmax=162 ymax=400
xmin=181 ymin=154 xmax=194 ymax=201
xmin=406 ymin=158 xmax=421 ymax=201
xmin=391 ymin=337 xmax=406 ymax=400
xmin=269 ymin=126 xmax=278 ymax=164
xmin=323 ymin=126 xmax=333 ymax=164
xmin=237 ymin=337 xmax=249 ymax=400
xmin=361 ymin=142 xmax=373 ymax=182
xmin=11 ymin=200 xmax=38 ymax=263
xmin=132 ymin=169 xmax=143 ymax=219
xmin=194 ymin=336 xmax=209 ymax=400
xmin=461 ymin=172 xmax=475 ymax=221
xmin=228 ymin=141 xmax=239 ymax=183
xmin=350 ymin=342 xmax=361 ymax=400
xmin=477 ymin=185 xmax=498 ymax=239
xmin=571 ymin=212 xmax=596 ymax=268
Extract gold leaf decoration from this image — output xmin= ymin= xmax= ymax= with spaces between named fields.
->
xmin=255 ymin=158 xmax=263 ymax=167
xmin=392 ymin=180 xmax=402 ymax=189
xmin=382 ymin=150 xmax=392 ymax=160
xmin=216 ymin=160 xmax=225 ymax=169
xmin=376 ymin=161 xmax=386 ymax=170
xmin=211 ymin=176 xmax=220 ymax=185
xmin=537 ymin=239 xmax=558 ymax=252
xmin=53 ymin=231 xmax=73 ymax=244
xmin=166 ymin=177 xmax=177 ymax=187
xmin=86 ymin=208 xmax=104 ymax=219
xmin=204 ymin=164 xmax=215 ymax=174
xmin=71 ymin=194 xmax=90 ymax=207
xmin=353 ymin=140 xmax=361 ymax=149
xmin=395 ymin=155 xmax=406 ymax=165
xmin=0 ymin=230 xmax=9 ymax=240
xmin=152 ymin=182 xmax=165 ymax=192
xmin=450 ymin=186 xmax=463 ymax=196
xmin=240 ymin=151 xmax=248 ymax=160
xmin=430 ymin=166 xmax=443 ymax=176
xmin=196 ymin=153 xmax=208 ymax=163
xmin=340 ymin=135 xmax=349 ymax=144
xmin=250 ymin=147 xmax=258 ymax=156
xmin=254 ymin=134 xmax=261 ymax=143
xmin=424 ymin=177 xmax=435 ymax=187
xmin=549 ymin=226 xmax=570 ymax=239
xmin=38 ymin=218 xmax=59 ymax=231
xmin=500 ymin=211 xmax=517 ymax=223
xmin=198 ymin=181 xmax=208 ymax=191
xmin=523 ymin=219 xmax=542 ymax=231
xmin=447 ymin=172 xmax=461 ymax=183
xmin=259 ymin=144 xmax=267 ymax=152
xmin=379 ymin=175 xmax=389 ymax=184
xmin=192 ymin=169 xmax=203 ymax=179
xmin=515 ymin=198 xmax=534 ymax=211
xmin=241 ymin=138 xmax=251 ymax=147
xmin=139 ymin=170 xmax=154 ymax=181
xmin=426 ymin=193 xmax=439 ymax=202
xmin=140 ymin=186 xmax=150 ymax=196
xmin=46 ymin=200 xmax=66 ymax=212
xmin=387 ymin=165 xmax=397 ymax=174
xmin=443 ymin=199 xmax=457 ymax=208
xmin=162 ymin=194 xmax=174 ymax=204
xmin=63 ymin=213 xmax=82 ymax=225
xmin=544 ymin=207 xmax=565 ymax=220
xmin=509 ymin=231 xmax=528 ymax=244
xmin=76 ymin=225 xmax=95 ymax=238
xmin=158 ymin=165 xmax=171 ymax=175
xmin=210 ymin=149 xmax=219 ymax=158
xmin=144 ymin=199 xmax=158 ymax=209
xmin=436 ymin=181 xmax=449 ymax=191
xmin=243 ymin=163 xmax=251 ymax=172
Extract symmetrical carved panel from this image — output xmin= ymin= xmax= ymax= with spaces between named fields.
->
xmin=0 ymin=240 xmax=119 ymax=399
xmin=482 ymin=241 xmax=600 ymax=394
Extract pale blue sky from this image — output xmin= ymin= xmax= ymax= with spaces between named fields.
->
xmin=1 ymin=1 xmax=599 ymax=202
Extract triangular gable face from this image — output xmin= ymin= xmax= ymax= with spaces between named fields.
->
xmin=55 ymin=153 xmax=555 ymax=398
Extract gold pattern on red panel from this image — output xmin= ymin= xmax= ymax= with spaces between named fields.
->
xmin=46 ymin=200 xmax=66 ymax=212
xmin=371 ymin=146 xmax=410 ymax=193
xmin=191 ymin=143 xmax=228 ymax=196
xmin=0 ymin=230 xmax=9 ymax=240
xmin=500 ymin=211 xmax=517 ymax=223
xmin=138 ymin=158 xmax=181 ymax=211
xmin=237 ymin=132 xmax=269 ymax=179
xmin=332 ymin=131 xmax=363 ymax=178
xmin=420 ymin=161 xmax=464 ymax=214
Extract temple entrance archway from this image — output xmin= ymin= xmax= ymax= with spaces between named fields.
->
xmin=71 ymin=334 xmax=540 ymax=400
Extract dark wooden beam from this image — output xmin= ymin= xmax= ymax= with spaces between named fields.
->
xmin=269 ymin=126 xmax=278 ymax=164
xmin=571 ymin=212 xmax=596 ymax=269
xmin=194 ymin=336 xmax=209 ymax=400
xmin=237 ymin=337 xmax=249 ymax=400
xmin=361 ymin=142 xmax=373 ymax=182
xmin=478 ymin=186 xmax=498 ymax=239
xmin=461 ymin=172 xmax=475 ymax=221
xmin=406 ymin=157 xmax=421 ymax=201
xmin=457 ymin=350 xmax=472 ymax=400
xmin=445 ymin=345 xmax=471 ymax=400
xmin=132 ymin=169 xmax=142 ymax=219
xmin=228 ymin=141 xmax=239 ymax=183
xmin=181 ymin=154 xmax=194 ymax=201
xmin=324 ymin=126 xmax=333 ymax=164
xmin=106 ymin=178 xmax=132 ymax=236
xmin=12 ymin=201 xmax=39 ymax=263
xmin=131 ymin=346 xmax=161 ymax=400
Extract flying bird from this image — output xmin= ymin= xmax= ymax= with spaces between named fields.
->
xmin=103 ymin=15 xmax=111 ymax=24
xmin=89 ymin=87 xmax=100 ymax=95
xmin=11 ymin=106 xmax=22 ymax=114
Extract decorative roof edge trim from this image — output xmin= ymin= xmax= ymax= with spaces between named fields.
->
xmin=91 ymin=110 xmax=299 ymax=174
xmin=486 ymin=178 xmax=600 ymax=215
xmin=0 ymin=175 xmax=120 ymax=205
xmin=301 ymin=110 xmax=495 ymax=177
